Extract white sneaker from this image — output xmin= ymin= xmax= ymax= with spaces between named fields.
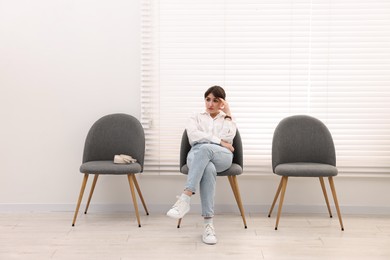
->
xmin=166 ymin=195 xmax=190 ymax=219
xmin=202 ymin=223 xmax=217 ymax=245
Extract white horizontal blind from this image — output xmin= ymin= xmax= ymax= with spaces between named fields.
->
xmin=141 ymin=0 xmax=390 ymax=175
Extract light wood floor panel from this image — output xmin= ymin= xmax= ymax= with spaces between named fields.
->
xmin=1 ymin=212 xmax=390 ymax=259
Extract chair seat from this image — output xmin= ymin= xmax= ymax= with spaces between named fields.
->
xmin=180 ymin=163 xmax=243 ymax=176
xmin=80 ymin=161 xmax=142 ymax=175
xmin=275 ymin=162 xmax=338 ymax=177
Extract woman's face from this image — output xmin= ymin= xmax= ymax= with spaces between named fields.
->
xmin=205 ymin=93 xmax=222 ymax=117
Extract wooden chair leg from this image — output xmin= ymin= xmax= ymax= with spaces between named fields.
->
xmin=72 ymin=174 xmax=89 ymax=226
xmin=319 ymin=177 xmax=333 ymax=218
xmin=84 ymin=174 xmax=99 ymax=214
xmin=275 ymin=176 xmax=288 ymax=230
xmin=268 ymin=178 xmax=283 ymax=218
xmin=227 ymin=176 xmax=244 ymax=215
xmin=227 ymin=176 xmax=239 ymax=206
xmin=228 ymin=175 xmax=247 ymax=229
xmin=177 ymin=218 xmax=182 ymax=228
xmin=128 ymin=174 xmax=141 ymax=227
xmin=328 ymin=177 xmax=344 ymax=231
xmin=131 ymin=174 xmax=149 ymax=215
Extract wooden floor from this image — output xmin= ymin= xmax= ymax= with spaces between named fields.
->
xmin=1 ymin=211 xmax=390 ymax=259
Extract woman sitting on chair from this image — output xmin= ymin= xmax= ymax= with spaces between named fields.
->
xmin=167 ymin=85 xmax=236 ymax=245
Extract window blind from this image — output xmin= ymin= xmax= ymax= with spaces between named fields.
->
xmin=141 ymin=0 xmax=390 ymax=176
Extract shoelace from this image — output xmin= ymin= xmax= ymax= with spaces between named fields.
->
xmin=204 ymin=224 xmax=215 ymax=237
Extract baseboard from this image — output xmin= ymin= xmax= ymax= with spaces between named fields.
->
xmin=1 ymin=203 xmax=390 ymax=215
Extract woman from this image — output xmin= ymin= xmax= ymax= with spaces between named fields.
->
xmin=167 ymin=85 xmax=236 ymax=245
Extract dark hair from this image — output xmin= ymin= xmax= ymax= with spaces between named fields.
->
xmin=204 ymin=85 xmax=226 ymax=100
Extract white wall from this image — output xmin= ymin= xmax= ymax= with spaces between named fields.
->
xmin=1 ymin=0 xmax=389 ymax=215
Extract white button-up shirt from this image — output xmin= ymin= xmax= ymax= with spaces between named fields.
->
xmin=186 ymin=111 xmax=237 ymax=146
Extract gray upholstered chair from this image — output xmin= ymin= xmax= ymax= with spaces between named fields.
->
xmin=72 ymin=113 xmax=149 ymax=227
xmin=268 ymin=115 xmax=344 ymax=231
xmin=177 ymin=129 xmax=247 ymax=229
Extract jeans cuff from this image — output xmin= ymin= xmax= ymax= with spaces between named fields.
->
xmin=184 ymin=187 xmax=196 ymax=195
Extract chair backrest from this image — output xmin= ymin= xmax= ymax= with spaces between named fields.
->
xmin=180 ymin=129 xmax=243 ymax=169
xmin=82 ymin=113 xmax=145 ymax=170
xmin=272 ymin=115 xmax=336 ymax=172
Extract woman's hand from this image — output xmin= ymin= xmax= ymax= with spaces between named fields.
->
xmin=219 ymin=98 xmax=231 ymax=116
xmin=221 ymin=140 xmax=235 ymax=152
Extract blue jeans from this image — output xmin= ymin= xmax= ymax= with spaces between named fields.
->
xmin=185 ymin=143 xmax=233 ymax=217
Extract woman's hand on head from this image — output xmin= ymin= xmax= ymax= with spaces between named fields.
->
xmin=219 ymin=98 xmax=231 ymax=116
xmin=220 ymin=140 xmax=234 ymax=152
